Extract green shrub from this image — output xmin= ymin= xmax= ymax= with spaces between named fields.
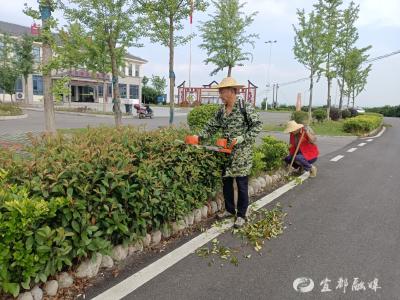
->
xmin=0 ymin=103 xmax=23 ymax=116
xmin=187 ymin=104 xmax=220 ymax=131
xmin=329 ymin=107 xmax=340 ymax=121
xmin=343 ymin=114 xmax=383 ymax=134
xmin=261 ymin=99 xmax=267 ymax=110
xmin=258 ymin=136 xmax=289 ymax=171
xmin=312 ymin=109 xmax=327 ymax=123
xmin=341 ymin=109 xmax=351 ymax=119
xmin=291 ymin=111 xmax=308 ymax=124
xmin=366 ymin=105 xmax=400 ymax=117
xmin=250 ymin=149 xmax=266 ymax=177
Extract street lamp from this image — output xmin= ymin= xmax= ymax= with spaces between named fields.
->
xmin=265 ymin=40 xmax=277 ymax=108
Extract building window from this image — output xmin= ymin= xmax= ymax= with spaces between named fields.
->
xmin=15 ymin=77 xmax=23 ymax=93
xmin=129 ymin=85 xmax=139 ymax=99
xmin=135 ymin=65 xmax=139 ymax=77
xmin=32 ymin=75 xmax=43 ymax=95
xmin=119 ymin=84 xmax=127 ymax=99
xmin=98 ymin=85 xmax=103 ymax=97
xmin=33 ymin=46 xmax=41 ymax=63
xmin=129 ymin=64 xmax=133 ymax=76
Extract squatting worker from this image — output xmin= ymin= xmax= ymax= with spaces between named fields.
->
xmin=196 ymin=77 xmax=262 ymax=228
xmin=284 ymin=120 xmax=319 ymax=177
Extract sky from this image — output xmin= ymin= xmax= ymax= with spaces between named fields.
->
xmin=1 ymin=0 xmax=399 ymax=107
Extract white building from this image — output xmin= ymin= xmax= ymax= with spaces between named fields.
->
xmin=0 ymin=20 xmax=147 ymax=105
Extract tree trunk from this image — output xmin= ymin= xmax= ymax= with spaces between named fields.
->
xmin=326 ymin=54 xmax=331 ymax=121
xmin=109 ymin=41 xmax=122 ymax=127
xmin=338 ymin=78 xmax=344 ymax=110
xmin=23 ymin=76 xmax=29 ymax=104
xmin=308 ymin=72 xmax=314 ymax=124
xmin=228 ymin=66 xmax=232 ymax=77
xmin=42 ymin=17 xmax=56 ymax=134
xmin=168 ymin=14 xmax=175 ymax=125
xmin=352 ymin=90 xmax=355 ymax=108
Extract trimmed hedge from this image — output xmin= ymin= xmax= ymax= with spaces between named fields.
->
xmin=187 ymin=104 xmax=220 ymax=131
xmin=343 ymin=114 xmax=383 ymax=134
xmin=312 ymin=109 xmax=327 ymax=123
xmin=0 ymin=126 xmax=289 ymax=296
xmin=291 ymin=111 xmax=308 ymax=124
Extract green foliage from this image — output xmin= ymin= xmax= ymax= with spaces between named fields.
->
xmin=250 ymin=150 xmax=266 ymax=177
xmin=0 ymin=169 xmax=70 ymax=297
xmin=312 ymin=109 xmax=327 ymax=122
xmin=329 ymin=107 xmax=340 ymax=121
xmin=187 ymin=104 xmax=220 ymax=131
xmin=0 ymin=104 xmax=23 ymax=116
xmin=142 ymin=86 xmax=159 ymax=104
xmin=14 ymin=34 xmax=35 ymax=98
xmin=341 ymin=109 xmax=351 ymax=119
xmin=0 ymin=34 xmax=20 ymax=100
xmin=257 ymin=136 xmax=289 ymax=171
xmin=199 ymin=0 xmax=258 ymax=76
xmin=151 ymin=75 xmax=167 ymax=96
xmin=366 ymin=105 xmax=400 ymax=118
xmin=260 ymin=99 xmax=267 ymax=110
xmin=291 ymin=111 xmax=308 ymax=124
xmin=343 ymin=114 xmax=383 ymax=134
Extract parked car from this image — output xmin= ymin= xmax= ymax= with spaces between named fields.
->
xmin=355 ymin=107 xmax=365 ymax=114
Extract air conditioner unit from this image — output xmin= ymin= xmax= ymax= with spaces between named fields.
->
xmin=15 ymin=92 xmax=24 ymax=100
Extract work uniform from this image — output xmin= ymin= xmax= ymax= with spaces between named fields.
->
xmin=199 ymin=97 xmax=262 ymax=218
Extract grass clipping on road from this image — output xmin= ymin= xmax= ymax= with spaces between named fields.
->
xmin=196 ymin=204 xmax=286 ymax=267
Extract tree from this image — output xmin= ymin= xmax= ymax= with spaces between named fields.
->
xmin=344 ymin=47 xmax=372 ymax=107
xmin=199 ymin=0 xmax=258 ymax=77
xmin=335 ymin=1 xmax=359 ymax=111
xmin=314 ymin=0 xmax=342 ymax=120
xmin=151 ymin=75 xmax=167 ymax=96
xmin=14 ymin=34 xmax=35 ymax=104
xmin=55 ymin=23 xmax=88 ymax=105
xmin=137 ymin=0 xmax=208 ymax=125
xmin=24 ymin=0 xmax=59 ymax=134
xmin=293 ymin=9 xmax=324 ymax=123
xmin=0 ymin=34 xmax=20 ymax=103
xmin=63 ymin=0 xmax=142 ymax=127
xmin=142 ymin=85 xmax=158 ymax=104
xmin=142 ymin=75 xmax=149 ymax=87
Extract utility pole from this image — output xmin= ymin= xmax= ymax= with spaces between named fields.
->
xmin=275 ymin=84 xmax=279 ymax=107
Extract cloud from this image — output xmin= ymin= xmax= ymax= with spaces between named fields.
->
xmin=356 ymin=0 xmax=400 ymax=28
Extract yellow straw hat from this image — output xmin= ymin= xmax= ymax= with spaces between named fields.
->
xmin=284 ymin=120 xmax=304 ymax=133
xmin=217 ymin=77 xmax=245 ymax=89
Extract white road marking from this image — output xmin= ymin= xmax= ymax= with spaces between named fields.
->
xmin=361 ymin=126 xmax=386 ymax=139
xmin=366 ymin=139 xmax=373 ymax=142
xmin=358 ymin=143 xmax=367 ymax=147
xmin=92 ymin=173 xmax=310 ymax=300
xmin=330 ymin=155 xmax=344 ymax=162
xmin=347 ymin=148 xmax=357 ymax=153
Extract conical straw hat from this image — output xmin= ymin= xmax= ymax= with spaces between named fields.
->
xmin=217 ymin=77 xmax=245 ymax=89
xmin=284 ymin=120 xmax=304 ymax=133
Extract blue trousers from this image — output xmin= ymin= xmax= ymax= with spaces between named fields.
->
xmin=284 ymin=154 xmax=317 ymax=171
xmin=222 ymin=176 xmax=248 ymax=218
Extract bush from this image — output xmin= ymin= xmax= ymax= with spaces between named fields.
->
xmin=0 ymin=127 xmax=226 ymax=296
xmin=349 ymin=107 xmax=358 ymax=117
xmin=291 ymin=111 xmax=308 ymax=124
xmin=142 ymin=86 xmax=159 ymax=104
xmin=366 ymin=105 xmax=400 ymax=117
xmin=261 ymin=99 xmax=267 ymax=110
xmin=257 ymin=136 xmax=289 ymax=171
xmin=0 ymin=103 xmax=23 ymax=116
xmin=341 ymin=109 xmax=351 ymax=119
xmin=329 ymin=107 xmax=340 ymax=121
xmin=343 ymin=114 xmax=383 ymax=134
xmin=187 ymin=104 xmax=220 ymax=131
xmin=312 ymin=109 xmax=327 ymax=123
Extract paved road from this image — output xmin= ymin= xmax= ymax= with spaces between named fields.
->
xmin=84 ymin=119 xmax=397 ymax=300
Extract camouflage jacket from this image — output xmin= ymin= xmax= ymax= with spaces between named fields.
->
xmin=198 ymin=98 xmax=262 ymax=177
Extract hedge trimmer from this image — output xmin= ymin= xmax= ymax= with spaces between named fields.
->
xmin=178 ymin=136 xmax=237 ymax=155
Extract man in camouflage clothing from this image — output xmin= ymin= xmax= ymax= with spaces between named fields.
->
xmin=197 ymin=77 xmax=262 ymax=228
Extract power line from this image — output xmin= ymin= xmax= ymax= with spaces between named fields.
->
xmin=277 ymin=49 xmax=400 ymax=87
